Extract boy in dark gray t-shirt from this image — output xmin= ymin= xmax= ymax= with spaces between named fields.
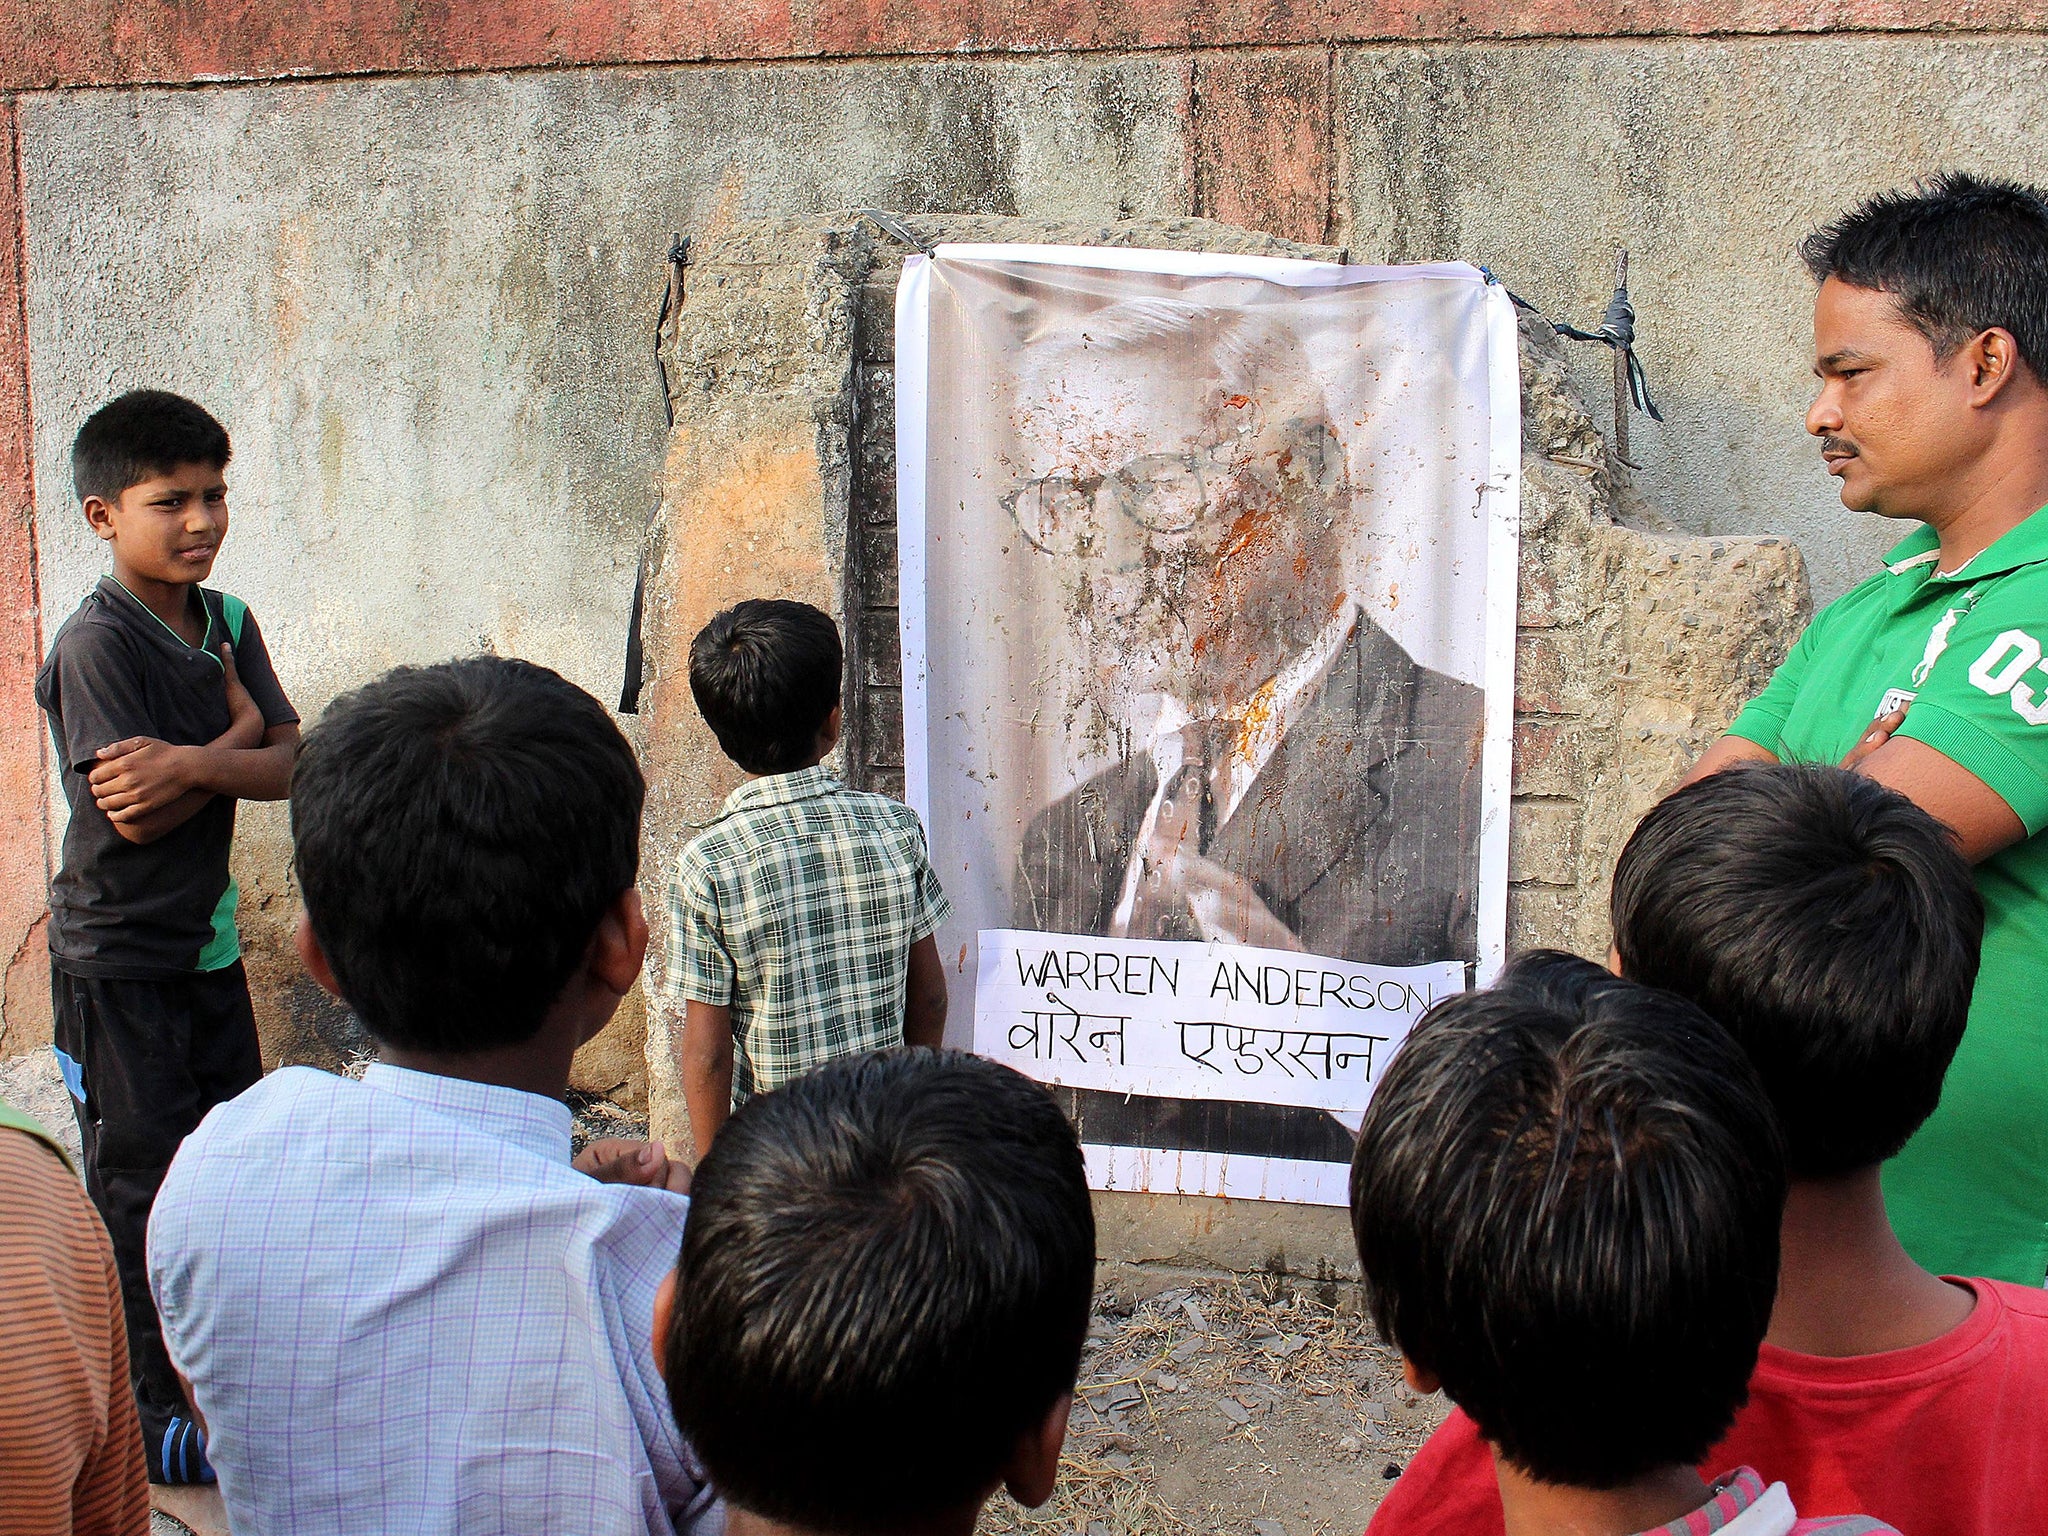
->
xmin=33 ymin=390 xmax=298 ymax=1487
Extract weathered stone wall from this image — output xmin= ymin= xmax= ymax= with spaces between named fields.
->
xmin=1506 ymin=334 xmax=1812 ymax=963
xmin=638 ymin=213 xmax=1809 ymax=1275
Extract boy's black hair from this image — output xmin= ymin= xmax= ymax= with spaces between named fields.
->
xmin=1611 ymin=763 xmax=1982 ymax=1178
xmin=290 ymin=656 xmax=644 ymax=1054
xmin=688 ymin=599 xmax=843 ymax=776
xmin=666 ymin=1049 xmax=1095 ymax=1535
xmin=72 ymin=390 xmax=231 ymax=504
xmin=1802 ymin=171 xmax=2048 ymax=377
xmin=1350 ymin=951 xmax=1785 ymax=1490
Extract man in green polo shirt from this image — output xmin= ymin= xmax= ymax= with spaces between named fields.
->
xmin=1686 ymin=172 xmax=2048 ymax=1284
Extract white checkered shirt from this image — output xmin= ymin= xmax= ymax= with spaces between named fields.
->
xmin=664 ymin=765 xmax=952 ymax=1103
xmin=148 ymin=1064 xmax=719 ymax=1536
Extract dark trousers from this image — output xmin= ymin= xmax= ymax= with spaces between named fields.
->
xmin=50 ymin=962 xmax=263 ymax=1446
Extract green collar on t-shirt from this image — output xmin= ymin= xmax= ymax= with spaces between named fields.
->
xmin=1885 ymin=504 xmax=2048 ymax=584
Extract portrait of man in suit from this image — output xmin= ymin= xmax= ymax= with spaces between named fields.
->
xmin=1002 ymin=296 xmax=1485 ymax=1169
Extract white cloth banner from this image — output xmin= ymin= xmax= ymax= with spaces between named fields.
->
xmin=898 ymin=243 xmax=1521 ymax=1204
xmin=975 ymin=929 xmax=1462 ymax=1111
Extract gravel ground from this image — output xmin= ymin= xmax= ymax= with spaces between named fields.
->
xmin=984 ymin=1277 xmax=1447 ymax=1536
xmin=567 ymin=1089 xmax=652 ymax=1152
xmin=0 ymin=1047 xmax=82 ymax=1163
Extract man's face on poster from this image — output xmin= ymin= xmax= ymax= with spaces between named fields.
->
xmin=1005 ymin=333 xmax=1351 ymax=708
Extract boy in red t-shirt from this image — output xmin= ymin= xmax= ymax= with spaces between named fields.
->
xmin=1367 ymin=765 xmax=2048 ymax=1536
xmin=1352 ymin=952 xmax=1895 ymax=1536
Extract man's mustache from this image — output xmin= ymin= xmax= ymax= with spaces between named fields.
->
xmin=1819 ymin=436 xmax=1858 ymax=458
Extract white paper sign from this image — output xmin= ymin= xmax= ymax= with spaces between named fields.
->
xmin=974 ymin=928 xmax=1460 ymax=1112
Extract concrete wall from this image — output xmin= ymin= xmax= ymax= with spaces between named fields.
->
xmin=1341 ymin=36 xmax=2048 ymax=600
xmin=3 ymin=4 xmax=2044 ymax=1075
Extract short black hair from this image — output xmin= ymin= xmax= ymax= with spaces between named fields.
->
xmin=1802 ymin=171 xmax=2048 ymax=377
xmin=688 ymin=599 xmax=843 ymax=775
xmin=72 ymin=390 xmax=231 ymax=504
xmin=1612 ymin=763 xmax=1982 ymax=1178
xmin=667 ymin=1049 xmax=1095 ymax=1534
xmin=291 ymin=656 xmax=644 ymax=1053
xmin=1351 ymin=951 xmax=1784 ymax=1490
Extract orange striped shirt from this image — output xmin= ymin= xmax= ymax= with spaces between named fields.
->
xmin=0 ymin=1126 xmax=149 ymax=1535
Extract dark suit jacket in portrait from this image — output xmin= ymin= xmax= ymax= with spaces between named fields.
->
xmin=1011 ymin=615 xmax=1484 ymax=1165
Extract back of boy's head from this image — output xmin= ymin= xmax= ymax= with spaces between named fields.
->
xmin=72 ymin=390 xmax=230 ymax=504
xmin=1611 ymin=763 xmax=1983 ymax=1178
xmin=291 ymin=655 xmax=644 ymax=1054
xmin=688 ymin=598 xmax=842 ymax=776
xmin=1351 ymin=951 xmax=1785 ymax=1490
xmin=666 ymin=1049 xmax=1095 ymax=1534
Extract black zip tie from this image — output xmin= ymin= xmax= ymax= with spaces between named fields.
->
xmin=1481 ymin=265 xmax=1663 ymax=424
xmin=1550 ymin=285 xmax=1663 ymax=422
xmin=620 ymin=234 xmax=690 ymax=715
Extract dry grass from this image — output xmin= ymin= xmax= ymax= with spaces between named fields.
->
xmin=985 ymin=1448 xmax=1200 ymax=1536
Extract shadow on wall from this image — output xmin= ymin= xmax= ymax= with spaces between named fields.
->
xmin=283 ymin=973 xmax=371 ymax=1071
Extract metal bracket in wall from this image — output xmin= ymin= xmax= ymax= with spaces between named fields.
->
xmin=1483 ymin=253 xmax=1663 ymax=468
xmin=855 ymin=209 xmax=934 ymax=255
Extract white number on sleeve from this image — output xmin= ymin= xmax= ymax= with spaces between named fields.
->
xmin=1968 ymin=630 xmax=2048 ymax=726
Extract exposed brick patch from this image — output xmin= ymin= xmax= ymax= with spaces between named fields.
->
xmin=0 ymin=96 xmax=45 ymax=1054
xmin=1191 ymin=50 xmax=1334 ymax=247
xmin=0 ymin=912 xmax=50 ymax=1055
xmin=1510 ymin=716 xmax=1589 ymax=799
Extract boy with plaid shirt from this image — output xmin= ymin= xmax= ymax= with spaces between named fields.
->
xmin=666 ymin=600 xmax=950 ymax=1154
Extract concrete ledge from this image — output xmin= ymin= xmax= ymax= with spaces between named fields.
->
xmin=1093 ymin=1188 xmax=1360 ymax=1283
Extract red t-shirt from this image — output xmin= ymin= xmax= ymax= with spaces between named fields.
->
xmin=1367 ymin=1279 xmax=2048 ymax=1536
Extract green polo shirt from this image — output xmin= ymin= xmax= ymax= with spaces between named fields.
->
xmin=1728 ymin=507 xmax=2048 ymax=1284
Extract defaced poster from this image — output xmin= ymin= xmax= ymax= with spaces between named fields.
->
xmin=897 ymin=246 xmax=1519 ymax=1204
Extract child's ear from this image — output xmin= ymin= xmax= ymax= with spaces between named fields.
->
xmin=82 ymin=495 xmax=118 ymax=542
xmin=1605 ymin=944 xmax=1624 ymax=979
xmin=819 ymin=703 xmax=844 ymax=756
xmin=589 ymin=888 xmax=650 ymax=999
xmin=295 ymin=912 xmax=343 ymax=999
xmin=1001 ymin=1391 xmax=1070 ymax=1510
xmin=1401 ymin=1356 xmax=1442 ymax=1395
xmin=650 ymin=1269 xmax=678 ymax=1384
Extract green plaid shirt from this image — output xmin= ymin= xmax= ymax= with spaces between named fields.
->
xmin=664 ymin=765 xmax=952 ymax=1105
